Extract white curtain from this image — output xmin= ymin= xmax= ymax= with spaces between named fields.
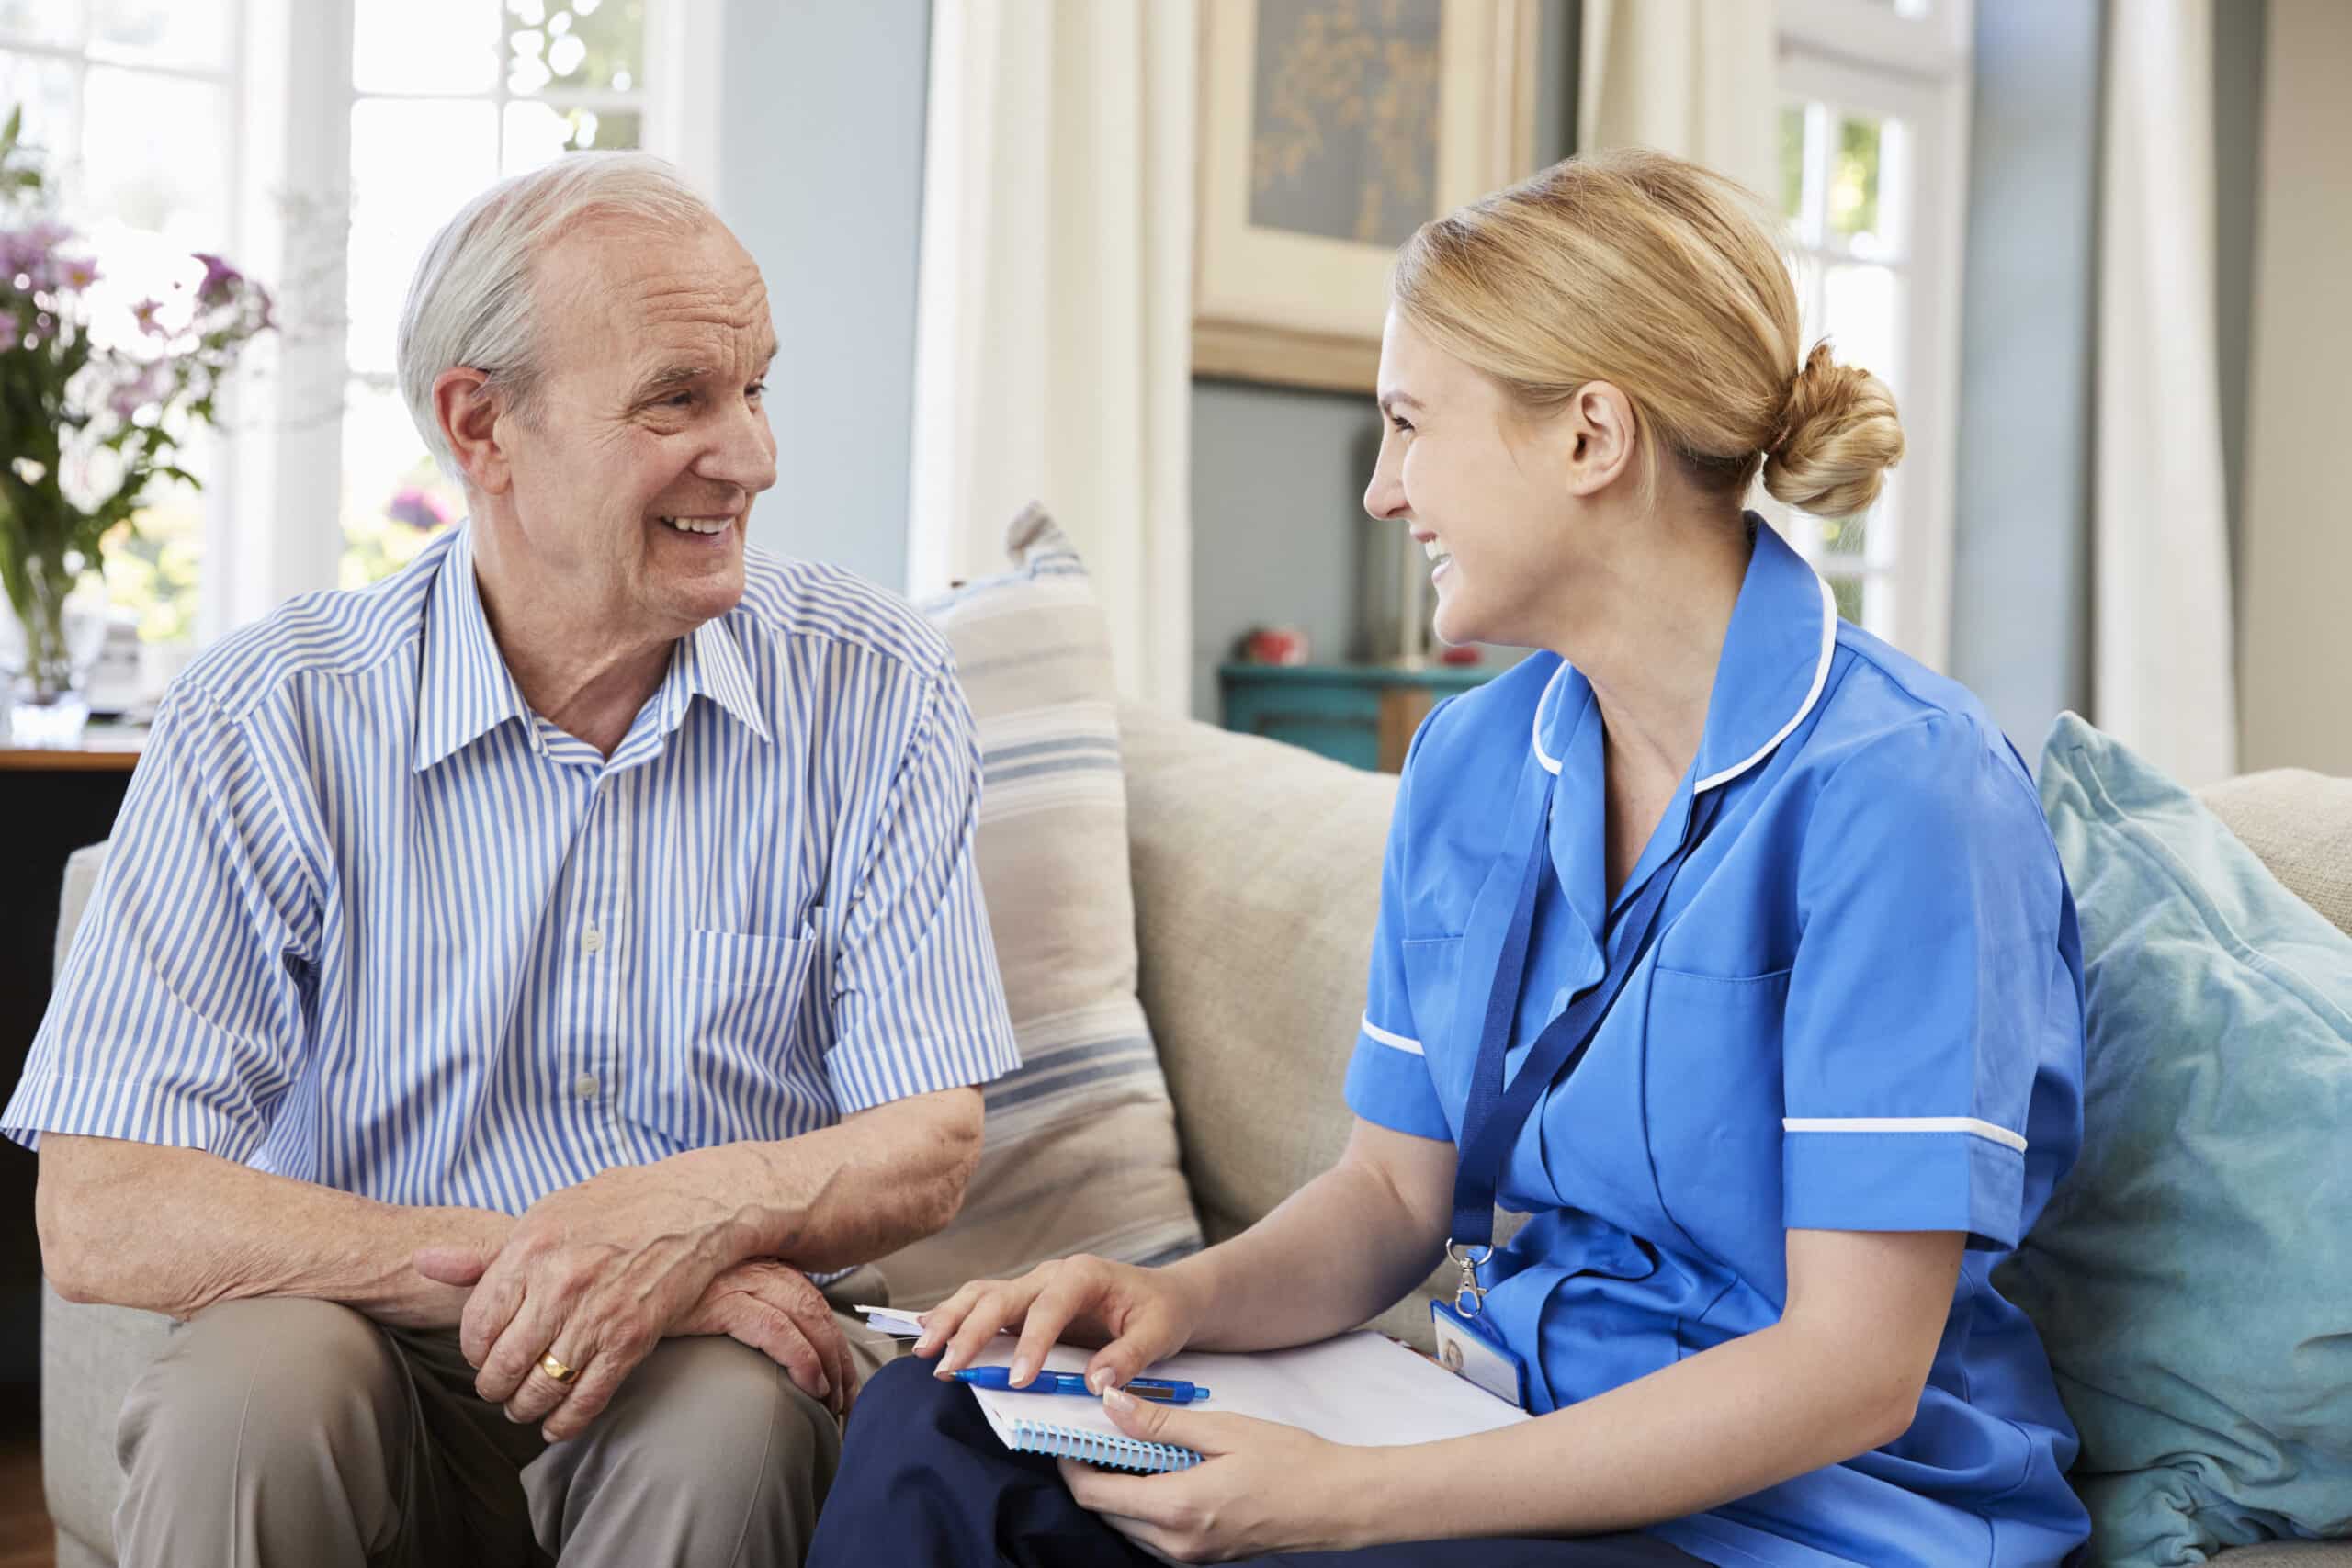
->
xmin=907 ymin=0 xmax=1196 ymax=713
xmin=2095 ymin=0 xmax=2237 ymax=785
xmin=1577 ymin=0 xmax=1778 ymax=201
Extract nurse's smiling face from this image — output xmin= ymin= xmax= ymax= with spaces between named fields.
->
xmin=1364 ymin=310 xmax=1641 ymax=649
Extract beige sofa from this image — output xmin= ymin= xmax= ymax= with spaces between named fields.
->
xmin=35 ymin=706 xmax=2352 ymax=1566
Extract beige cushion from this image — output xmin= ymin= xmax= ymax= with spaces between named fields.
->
xmin=2201 ymin=768 xmax=2352 ymax=937
xmin=1120 ymin=704 xmax=1521 ymax=1348
xmin=876 ymin=506 xmax=1202 ymax=1309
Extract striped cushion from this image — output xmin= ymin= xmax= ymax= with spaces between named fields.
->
xmin=876 ymin=503 xmax=1203 ymax=1308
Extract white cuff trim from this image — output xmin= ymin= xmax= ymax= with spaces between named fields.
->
xmin=1360 ymin=1017 xmax=1425 ymax=1055
xmin=1781 ymin=1116 xmax=2028 ymax=1154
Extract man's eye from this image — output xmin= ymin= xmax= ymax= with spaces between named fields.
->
xmin=665 ymin=392 xmax=695 ymax=408
xmin=746 ymin=382 xmax=767 ymax=400
xmin=1390 ymin=415 xmax=1415 ymax=434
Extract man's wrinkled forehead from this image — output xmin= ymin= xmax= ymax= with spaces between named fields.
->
xmin=537 ymin=217 xmax=775 ymax=382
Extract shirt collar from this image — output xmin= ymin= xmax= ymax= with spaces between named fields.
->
xmin=413 ymin=526 xmax=533 ymax=773
xmin=414 ymin=525 xmax=773 ymax=773
xmin=1530 ymin=514 xmax=1835 ymax=796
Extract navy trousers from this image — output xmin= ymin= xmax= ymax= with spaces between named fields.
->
xmin=808 ymin=1358 xmax=1705 ymax=1568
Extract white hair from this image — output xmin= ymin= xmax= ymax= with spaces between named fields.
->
xmin=396 ymin=151 xmax=719 ymax=479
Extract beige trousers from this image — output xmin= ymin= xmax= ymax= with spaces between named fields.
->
xmin=112 ymin=1269 xmax=899 ymax=1568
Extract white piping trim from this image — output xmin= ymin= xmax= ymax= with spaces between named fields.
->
xmin=1530 ymin=660 xmax=1572 ymax=774
xmin=1694 ymin=573 xmax=1839 ymax=794
xmin=1360 ymin=1017 xmax=1426 ymax=1055
xmin=1781 ymin=1116 xmax=2029 ymax=1154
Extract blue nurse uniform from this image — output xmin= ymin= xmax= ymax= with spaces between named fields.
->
xmin=1345 ymin=516 xmax=2091 ymax=1567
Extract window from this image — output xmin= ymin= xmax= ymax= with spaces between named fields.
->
xmin=0 ymin=0 xmax=244 ymax=645
xmin=5 ymin=0 xmax=710 ymax=665
xmin=1768 ymin=0 xmax=1973 ymax=669
xmin=340 ymin=0 xmax=651 ymax=590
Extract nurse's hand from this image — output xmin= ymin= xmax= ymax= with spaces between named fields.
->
xmin=1059 ymin=1386 xmax=1368 ymax=1562
xmin=912 ymin=1253 xmax=1208 ymax=1394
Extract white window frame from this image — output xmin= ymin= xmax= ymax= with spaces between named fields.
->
xmin=1770 ymin=0 xmax=1973 ymax=672
xmin=208 ymin=0 xmax=725 ymax=638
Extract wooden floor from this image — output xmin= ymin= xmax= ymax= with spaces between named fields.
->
xmin=0 ymin=1416 xmax=55 ymax=1568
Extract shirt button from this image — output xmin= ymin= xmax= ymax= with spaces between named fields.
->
xmin=575 ymin=1074 xmax=599 ymax=1100
xmin=582 ymin=923 xmax=604 ymax=954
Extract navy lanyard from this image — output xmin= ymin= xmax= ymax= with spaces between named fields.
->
xmin=1446 ymin=769 xmax=1724 ymax=1313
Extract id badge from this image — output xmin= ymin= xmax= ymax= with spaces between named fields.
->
xmin=1430 ymin=1298 xmax=1529 ymax=1410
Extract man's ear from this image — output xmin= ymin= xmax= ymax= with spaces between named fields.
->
xmin=433 ymin=367 xmax=514 ymax=498
xmin=1559 ymin=380 xmax=1641 ymax=499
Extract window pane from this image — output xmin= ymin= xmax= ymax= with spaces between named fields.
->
xmin=1829 ymin=576 xmax=1865 ymax=626
xmin=1821 ymin=262 xmax=1900 ymax=397
xmin=1828 ymin=113 xmax=1885 ymax=251
xmin=0 ymin=0 xmax=78 ymax=48
xmin=0 ymin=49 xmax=79 ymax=164
xmin=89 ymin=0 xmax=231 ymax=71
xmin=1820 ymin=512 xmax=1868 ymax=559
xmin=341 ymin=379 xmax=463 ymax=588
xmin=355 ymin=0 xmax=498 ymax=96
xmin=346 ymin=97 xmax=498 ymax=376
xmin=81 ymin=68 xmax=228 ymax=246
xmin=1778 ymin=105 xmax=1804 ymax=224
xmin=501 ymin=99 xmax=639 ymax=175
xmin=506 ymin=0 xmax=644 ymax=96
xmin=98 ymin=475 xmax=202 ymax=643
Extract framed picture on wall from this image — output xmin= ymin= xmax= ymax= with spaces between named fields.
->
xmin=1193 ymin=0 xmax=1543 ymax=394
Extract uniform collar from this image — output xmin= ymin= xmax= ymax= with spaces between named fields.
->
xmin=1526 ymin=515 xmax=1835 ymax=940
xmin=413 ymin=525 xmax=771 ymax=774
xmin=1529 ymin=515 xmax=1834 ymax=795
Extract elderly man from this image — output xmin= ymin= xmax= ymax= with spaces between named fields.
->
xmin=4 ymin=152 xmax=1020 ymax=1567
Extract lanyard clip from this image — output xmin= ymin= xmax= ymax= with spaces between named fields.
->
xmin=1445 ymin=1239 xmax=1492 ymax=1317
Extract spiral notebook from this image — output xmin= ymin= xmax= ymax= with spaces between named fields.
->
xmin=960 ymin=1330 xmax=1528 ymax=1475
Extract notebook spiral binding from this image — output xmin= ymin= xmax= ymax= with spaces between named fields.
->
xmin=1008 ymin=1418 xmax=1202 ymax=1474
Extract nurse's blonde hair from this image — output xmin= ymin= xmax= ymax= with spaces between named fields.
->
xmin=1391 ymin=148 xmax=1904 ymax=519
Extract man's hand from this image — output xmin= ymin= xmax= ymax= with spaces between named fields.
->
xmin=413 ymin=1162 xmax=752 ymax=1441
xmin=673 ymin=1259 xmax=858 ymax=1417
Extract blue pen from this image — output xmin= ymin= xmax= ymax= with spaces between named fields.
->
xmin=952 ymin=1367 xmax=1210 ymax=1403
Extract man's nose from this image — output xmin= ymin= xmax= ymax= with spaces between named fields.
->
xmin=703 ymin=398 xmax=778 ymax=494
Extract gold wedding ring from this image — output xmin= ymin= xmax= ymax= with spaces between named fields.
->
xmin=537 ymin=1351 xmax=580 ymax=1385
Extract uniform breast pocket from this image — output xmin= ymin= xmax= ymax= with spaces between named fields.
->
xmin=1642 ymin=966 xmax=1792 ymax=1274
xmin=677 ymin=927 xmax=820 ymax=1097
xmin=1399 ymin=936 xmax=1464 ymax=1083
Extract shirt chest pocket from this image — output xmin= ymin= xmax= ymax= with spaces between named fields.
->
xmin=1642 ymin=966 xmax=1791 ymax=1270
xmin=675 ymin=927 xmax=821 ymax=1091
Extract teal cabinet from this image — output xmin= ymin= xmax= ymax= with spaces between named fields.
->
xmin=1218 ymin=662 xmax=1498 ymax=773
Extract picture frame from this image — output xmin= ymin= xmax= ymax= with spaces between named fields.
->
xmin=1193 ymin=0 xmax=1543 ymax=394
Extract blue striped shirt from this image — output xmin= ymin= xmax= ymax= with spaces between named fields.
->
xmin=3 ymin=526 xmax=1021 ymax=1215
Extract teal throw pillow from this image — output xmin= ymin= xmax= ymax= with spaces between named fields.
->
xmin=1994 ymin=714 xmax=2352 ymax=1564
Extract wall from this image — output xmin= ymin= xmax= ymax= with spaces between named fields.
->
xmin=1943 ymin=0 xmax=2103 ymax=757
xmin=717 ymin=0 xmax=930 ymax=593
xmin=2239 ymin=0 xmax=2352 ymax=774
xmin=1186 ymin=0 xmax=1578 ymax=721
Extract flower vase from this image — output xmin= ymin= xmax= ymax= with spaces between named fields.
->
xmin=6 ymin=552 xmax=90 ymax=746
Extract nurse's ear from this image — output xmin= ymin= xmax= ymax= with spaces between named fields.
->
xmin=1555 ymin=380 xmax=1641 ymax=500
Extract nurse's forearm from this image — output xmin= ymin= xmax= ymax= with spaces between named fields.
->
xmin=1354 ymin=1317 xmax=1915 ymax=1542
xmin=1171 ymin=1124 xmax=1452 ymax=1352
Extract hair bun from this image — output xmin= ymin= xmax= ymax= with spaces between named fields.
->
xmin=1761 ymin=341 xmax=1905 ymax=518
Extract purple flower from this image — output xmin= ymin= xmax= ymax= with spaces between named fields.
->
xmin=193 ymin=251 xmax=242 ymax=304
xmin=385 ymin=485 xmax=450 ymax=532
xmin=130 ymin=298 xmax=165 ymax=336
xmin=0 ymin=220 xmax=74 ymax=290
xmin=107 ymin=364 xmax=168 ymax=423
xmin=57 ymin=255 xmax=98 ymax=290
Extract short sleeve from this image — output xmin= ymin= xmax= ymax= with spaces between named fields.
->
xmin=824 ymin=665 xmax=1022 ymax=1113
xmin=1342 ymin=710 xmax=1453 ymax=1143
xmin=0 ymin=684 xmax=319 ymax=1158
xmin=1780 ymin=714 xmax=2070 ymax=1250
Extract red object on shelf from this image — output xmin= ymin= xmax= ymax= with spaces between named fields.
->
xmin=1438 ymin=644 xmax=1483 ymax=666
xmin=1242 ymin=626 xmax=1310 ymax=665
